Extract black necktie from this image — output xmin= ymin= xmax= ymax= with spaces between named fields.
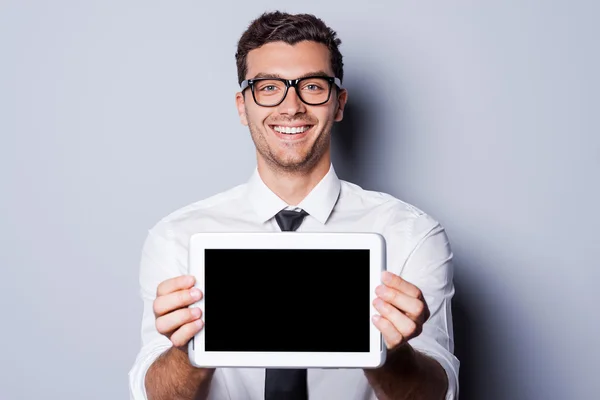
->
xmin=274 ymin=209 xmax=309 ymax=232
xmin=265 ymin=209 xmax=309 ymax=400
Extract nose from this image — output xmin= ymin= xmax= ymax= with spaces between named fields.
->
xmin=277 ymin=87 xmax=306 ymax=116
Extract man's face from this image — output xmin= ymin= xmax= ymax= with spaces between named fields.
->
xmin=235 ymin=41 xmax=347 ymax=173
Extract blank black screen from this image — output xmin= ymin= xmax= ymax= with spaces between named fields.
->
xmin=204 ymin=249 xmax=370 ymax=352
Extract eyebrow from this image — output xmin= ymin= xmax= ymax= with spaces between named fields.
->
xmin=251 ymin=71 xmax=332 ymax=80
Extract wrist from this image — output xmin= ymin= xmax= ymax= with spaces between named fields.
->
xmin=365 ymin=343 xmax=418 ymax=376
xmin=363 ymin=344 xmax=448 ymax=400
xmin=168 ymin=346 xmax=215 ymax=375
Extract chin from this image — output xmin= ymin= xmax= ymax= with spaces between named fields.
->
xmin=274 ymin=155 xmax=309 ymax=168
xmin=273 ymin=151 xmax=323 ymax=172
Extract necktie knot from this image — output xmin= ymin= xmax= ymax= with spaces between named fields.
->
xmin=275 ymin=209 xmax=308 ymax=232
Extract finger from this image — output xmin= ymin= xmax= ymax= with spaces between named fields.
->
xmin=373 ymin=297 xmax=422 ymax=340
xmin=381 ymin=271 xmax=422 ymax=299
xmin=170 ymin=319 xmax=204 ymax=348
xmin=154 ymin=287 xmax=202 ymax=317
xmin=156 ymin=307 xmax=202 ymax=335
xmin=375 ymin=285 xmax=427 ymax=322
xmin=157 ymin=275 xmax=196 ymax=297
xmin=371 ymin=314 xmax=404 ymax=349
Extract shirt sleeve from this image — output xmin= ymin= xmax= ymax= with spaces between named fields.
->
xmin=386 ymin=210 xmax=460 ymax=400
xmin=128 ymin=222 xmax=181 ymax=400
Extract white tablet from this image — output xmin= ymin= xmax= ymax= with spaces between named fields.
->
xmin=187 ymin=232 xmax=387 ymax=369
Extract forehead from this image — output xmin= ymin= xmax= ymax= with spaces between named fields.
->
xmin=245 ymin=41 xmax=333 ymax=79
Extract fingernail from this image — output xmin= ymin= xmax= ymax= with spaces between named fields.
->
xmin=196 ymin=319 xmax=204 ymax=328
xmin=191 ymin=307 xmax=201 ymax=317
xmin=375 ymin=285 xmax=385 ymax=295
xmin=382 ymin=271 xmax=392 ymax=283
xmin=190 ymin=288 xmax=201 ymax=299
xmin=372 ymin=315 xmax=380 ymax=322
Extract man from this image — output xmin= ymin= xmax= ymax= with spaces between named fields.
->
xmin=129 ymin=11 xmax=459 ymax=400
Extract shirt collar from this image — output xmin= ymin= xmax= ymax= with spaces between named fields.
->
xmin=246 ymin=164 xmax=341 ymax=225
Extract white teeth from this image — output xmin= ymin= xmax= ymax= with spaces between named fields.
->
xmin=274 ymin=126 xmax=310 ymax=134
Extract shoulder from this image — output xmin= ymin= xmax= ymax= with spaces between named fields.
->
xmin=339 ymin=180 xmax=452 ymax=277
xmin=148 ymin=182 xmax=248 ymax=234
xmin=339 ymin=179 xmax=444 ymax=239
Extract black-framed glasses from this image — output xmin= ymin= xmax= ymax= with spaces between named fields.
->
xmin=240 ymin=76 xmax=343 ymax=107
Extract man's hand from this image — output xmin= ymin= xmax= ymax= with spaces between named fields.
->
xmin=372 ymin=271 xmax=430 ymax=350
xmin=365 ymin=271 xmax=448 ymax=399
xmin=154 ymin=275 xmax=204 ymax=349
xmin=145 ymin=276 xmax=215 ymax=399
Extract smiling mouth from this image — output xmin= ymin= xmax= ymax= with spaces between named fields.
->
xmin=270 ymin=125 xmax=314 ymax=135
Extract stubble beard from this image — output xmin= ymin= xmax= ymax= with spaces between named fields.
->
xmin=248 ymin=120 xmax=332 ymax=174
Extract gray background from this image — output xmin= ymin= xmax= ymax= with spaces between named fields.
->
xmin=1 ymin=1 xmax=598 ymax=399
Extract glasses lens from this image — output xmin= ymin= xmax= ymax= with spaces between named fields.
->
xmin=253 ymin=80 xmax=288 ymax=106
xmin=253 ymin=78 xmax=332 ymax=106
xmin=296 ymin=77 xmax=331 ymax=105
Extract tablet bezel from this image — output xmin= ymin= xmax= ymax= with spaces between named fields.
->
xmin=187 ymin=232 xmax=387 ymax=368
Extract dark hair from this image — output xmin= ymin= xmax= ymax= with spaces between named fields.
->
xmin=235 ymin=11 xmax=344 ymax=85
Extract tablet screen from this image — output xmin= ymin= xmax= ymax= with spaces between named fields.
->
xmin=204 ymin=249 xmax=370 ymax=353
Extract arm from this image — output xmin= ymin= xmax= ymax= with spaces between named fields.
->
xmin=364 ymin=344 xmax=448 ymax=400
xmin=365 ymin=212 xmax=459 ymax=400
xmin=145 ymin=346 xmax=215 ymax=400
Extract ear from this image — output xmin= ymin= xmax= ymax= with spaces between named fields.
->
xmin=334 ymin=88 xmax=348 ymax=122
xmin=235 ymin=92 xmax=248 ymax=126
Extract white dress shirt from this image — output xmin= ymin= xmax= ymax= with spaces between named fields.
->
xmin=129 ymin=164 xmax=459 ymax=400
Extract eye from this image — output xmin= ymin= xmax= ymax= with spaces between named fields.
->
xmin=260 ymin=85 xmax=278 ymax=92
xmin=300 ymin=79 xmax=328 ymax=92
xmin=255 ymin=80 xmax=285 ymax=93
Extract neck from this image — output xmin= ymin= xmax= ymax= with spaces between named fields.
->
xmin=256 ymin=155 xmax=331 ymax=206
